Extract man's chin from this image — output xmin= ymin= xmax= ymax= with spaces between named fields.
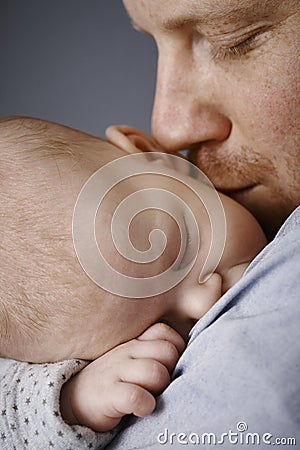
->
xmin=228 ymin=185 xmax=294 ymax=241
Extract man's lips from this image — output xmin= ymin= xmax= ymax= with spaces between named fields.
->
xmin=186 ymin=148 xmax=260 ymax=202
xmin=187 ymin=150 xmax=257 ymax=190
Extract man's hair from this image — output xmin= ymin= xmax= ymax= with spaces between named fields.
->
xmin=0 ymin=116 xmax=97 ymax=361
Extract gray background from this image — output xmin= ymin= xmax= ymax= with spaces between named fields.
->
xmin=0 ymin=0 xmax=157 ymax=137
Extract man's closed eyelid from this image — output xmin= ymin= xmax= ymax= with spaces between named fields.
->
xmin=205 ymin=24 xmax=274 ymax=61
xmin=210 ymin=32 xmax=263 ymax=60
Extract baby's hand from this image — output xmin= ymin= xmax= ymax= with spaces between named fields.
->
xmin=60 ymin=323 xmax=185 ymax=431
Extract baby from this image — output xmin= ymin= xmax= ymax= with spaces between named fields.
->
xmin=0 ymin=117 xmax=267 ymax=433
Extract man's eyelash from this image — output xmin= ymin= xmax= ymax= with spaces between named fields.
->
xmin=211 ymin=33 xmax=261 ymax=61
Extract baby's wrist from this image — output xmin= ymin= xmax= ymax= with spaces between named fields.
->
xmin=60 ymin=378 xmax=81 ymax=426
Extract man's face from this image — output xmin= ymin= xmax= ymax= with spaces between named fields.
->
xmin=123 ymin=0 xmax=300 ymax=238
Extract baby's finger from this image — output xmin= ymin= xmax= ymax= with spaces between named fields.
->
xmin=137 ymin=322 xmax=185 ymax=354
xmin=129 ymin=339 xmax=180 ymax=374
xmin=109 ymin=382 xmax=156 ymax=418
xmin=119 ymin=358 xmax=170 ymax=395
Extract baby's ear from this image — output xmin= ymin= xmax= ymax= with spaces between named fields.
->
xmin=105 ymin=125 xmax=162 ymax=154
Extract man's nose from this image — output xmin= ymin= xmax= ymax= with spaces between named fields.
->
xmin=151 ymin=43 xmax=232 ymax=152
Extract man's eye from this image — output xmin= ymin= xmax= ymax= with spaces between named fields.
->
xmin=210 ymin=29 xmax=267 ymax=61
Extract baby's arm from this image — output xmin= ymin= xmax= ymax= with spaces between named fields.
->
xmin=0 ymin=358 xmax=116 ymax=450
xmin=60 ymin=323 xmax=185 ymax=432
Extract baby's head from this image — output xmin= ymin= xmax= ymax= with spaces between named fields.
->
xmin=0 ymin=117 xmax=266 ymax=363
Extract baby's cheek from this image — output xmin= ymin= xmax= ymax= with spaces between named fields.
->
xmin=221 ymin=262 xmax=249 ymax=294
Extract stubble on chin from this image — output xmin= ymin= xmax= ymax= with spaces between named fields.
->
xmin=188 ymin=144 xmax=299 ymax=238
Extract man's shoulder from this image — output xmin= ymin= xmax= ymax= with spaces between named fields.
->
xmin=244 ymin=205 xmax=300 ymax=283
xmin=253 ymin=205 xmax=299 ymax=259
xmin=276 ymin=205 xmax=300 ymax=237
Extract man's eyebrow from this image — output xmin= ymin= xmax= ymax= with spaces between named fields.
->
xmin=162 ymin=0 xmax=254 ymax=31
xmin=130 ymin=12 xmax=227 ymax=36
xmin=161 ymin=0 xmax=278 ymax=31
xmin=130 ymin=0 xmax=282 ymax=35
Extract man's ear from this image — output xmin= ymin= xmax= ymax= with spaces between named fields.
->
xmin=105 ymin=125 xmax=162 ymax=154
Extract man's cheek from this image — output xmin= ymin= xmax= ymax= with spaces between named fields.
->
xmin=243 ymin=77 xmax=300 ymax=151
